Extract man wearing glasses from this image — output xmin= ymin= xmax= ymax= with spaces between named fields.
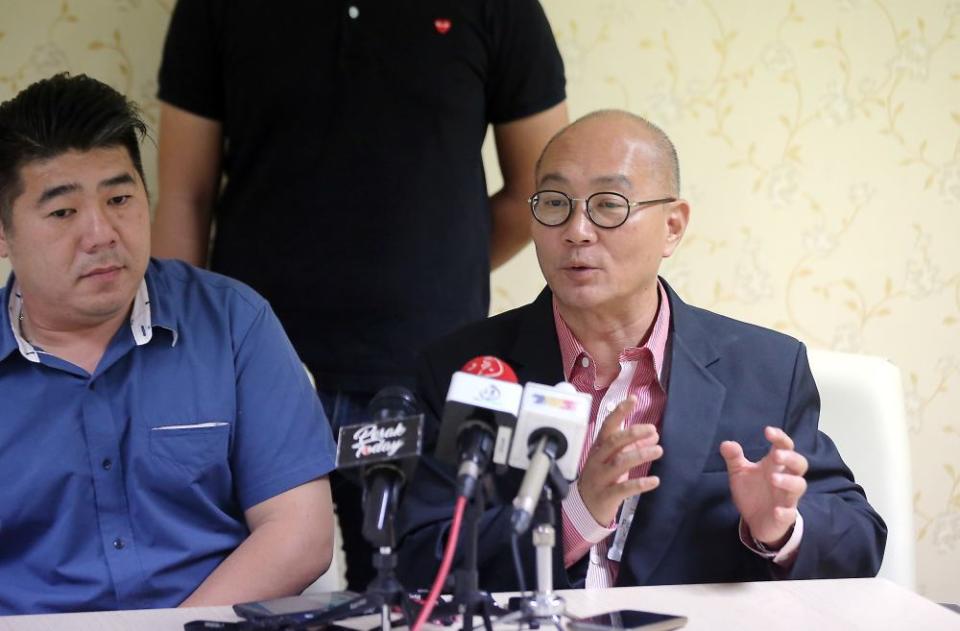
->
xmin=397 ymin=110 xmax=885 ymax=589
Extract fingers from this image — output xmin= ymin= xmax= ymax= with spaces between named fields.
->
xmin=621 ymin=475 xmax=660 ymax=496
xmin=598 ymin=423 xmax=659 ymax=458
xmin=609 ymin=444 xmax=663 ymax=477
xmin=762 ymin=429 xmax=807 ymax=503
xmin=595 ymin=475 xmax=661 ymax=511
xmin=597 ymin=396 xmax=637 ymax=442
xmin=592 ymin=404 xmax=658 ymax=464
xmin=579 ymin=471 xmax=661 ymax=526
xmin=620 ymin=426 xmax=661 ymax=449
xmin=587 ymin=441 xmax=663 ymax=489
xmin=721 ymin=428 xmax=808 ymax=475
xmin=771 ymin=471 xmax=807 ymax=498
xmin=578 ymin=404 xmax=663 ymax=525
xmin=770 ymin=448 xmax=808 ymax=476
xmin=764 ymin=425 xmax=794 ymax=450
xmin=719 ymin=440 xmax=748 ymax=471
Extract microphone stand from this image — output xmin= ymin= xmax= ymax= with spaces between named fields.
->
xmin=455 ymin=482 xmax=506 ymax=631
xmin=338 ymin=466 xmax=418 ymax=631
xmin=502 ymin=461 xmax=572 ymax=631
xmin=429 ymin=480 xmax=507 ymax=631
xmin=323 ymin=389 xmax=421 ymax=631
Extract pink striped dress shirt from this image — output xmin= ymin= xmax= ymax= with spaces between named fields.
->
xmin=556 ymin=281 xmax=671 ymax=588
xmin=554 ymin=282 xmax=804 ymax=588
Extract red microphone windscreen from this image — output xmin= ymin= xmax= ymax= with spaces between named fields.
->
xmin=460 ymin=355 xmax=518 ymax=383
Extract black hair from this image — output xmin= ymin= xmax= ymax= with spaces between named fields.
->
xmin=0 ymin=73 xmax=148 ymax=229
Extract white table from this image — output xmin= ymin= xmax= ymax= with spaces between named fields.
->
xmin=1 ymin=578 xmax=957 ymax=631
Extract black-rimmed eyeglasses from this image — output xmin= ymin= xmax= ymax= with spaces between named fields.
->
xmin=528 ymin=190 xmax=676 ymax=229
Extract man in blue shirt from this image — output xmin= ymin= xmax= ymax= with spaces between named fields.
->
xmin=0 ymin=74 xmax=337 ymax=614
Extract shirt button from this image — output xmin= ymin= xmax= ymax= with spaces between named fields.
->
xmin=113 ymin=538 xmax=125 ymax=550
xmin=590 ymin=550 xmax=600 ymax=564
xmin=581 ymin=357 xmax=590 ymax=368
xmin=606 ymin=401 xmax=616 ymax=413
xmin=101 ymin=458 xmax=112 ymax=471
xmin=347 ymin=5 xmax=359 ymax=18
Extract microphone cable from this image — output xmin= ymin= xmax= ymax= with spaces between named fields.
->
xmin=410 ymin=495 xmax=468 ymax=631
xmin=510 ymin=530 xmax=529 ymax=595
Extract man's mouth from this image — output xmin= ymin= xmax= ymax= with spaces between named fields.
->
xmin=80 ymin=265 xmax=123 ymax=279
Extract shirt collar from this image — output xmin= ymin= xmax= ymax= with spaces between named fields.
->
xmin=553 ymin=279 xmax=672 ymax=385
xmin=0 ymin=273 xmax=14 ymax=361
xmin=1 ymin=263 xmax=178 ymax=364
xmin=2 ymin=275 xmax=39 ymax=363
xmin=143 ymin=259 xmax=179 ymax=345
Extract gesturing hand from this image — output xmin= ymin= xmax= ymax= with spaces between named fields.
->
xmin=720 ymin=426 xmax=809 ymax=547
xmin=577 ymin=396 xmax=663 ymax=527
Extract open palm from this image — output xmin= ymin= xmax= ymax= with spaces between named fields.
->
xmin=720 ymin=426 xmax=808 ymax=547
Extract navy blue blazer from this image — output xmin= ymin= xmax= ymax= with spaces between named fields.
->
xmin=396 ymin=281 xmax=886 ymax=590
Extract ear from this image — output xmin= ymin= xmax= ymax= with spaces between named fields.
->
xmin=661 ymin=198 xmax=689 ymax=259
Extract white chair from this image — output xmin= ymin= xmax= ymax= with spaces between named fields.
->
xmin=807 ymin=348 xmax=916 ymax=590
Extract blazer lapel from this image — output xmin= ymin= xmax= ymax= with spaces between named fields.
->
xmin=508 ymin=287 xmax=566 ymax=386
xmin=618 ymin=282 xmax=727 ymax=586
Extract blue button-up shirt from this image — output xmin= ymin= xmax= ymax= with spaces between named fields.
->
xmin=0 ymin=259 xmax=336 ymax=614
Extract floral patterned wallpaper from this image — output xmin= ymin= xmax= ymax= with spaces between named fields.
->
xmin=493 ymin=0 xmax=960 ymax=603
xmin=1 ymin=0 xmax=957 ymax=603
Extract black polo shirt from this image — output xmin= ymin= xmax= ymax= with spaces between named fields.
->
xmin=158 ymin=0 xmax=565 ymax=392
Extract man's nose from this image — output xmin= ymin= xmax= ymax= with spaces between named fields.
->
xmin=80 ymin=203 xmax=119 ymax=251
xmin=563 ymin=198 xmax=597 ymax=244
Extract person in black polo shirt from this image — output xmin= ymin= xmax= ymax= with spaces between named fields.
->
xmin=152 ymin=0 xmax=567 ymax=591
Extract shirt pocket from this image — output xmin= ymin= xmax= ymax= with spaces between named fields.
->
xmin=149 ymin=422 xmax=230 ymax=481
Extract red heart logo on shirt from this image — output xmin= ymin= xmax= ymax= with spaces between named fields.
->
xmin=434 ymin=18 xmax=451 ymax=35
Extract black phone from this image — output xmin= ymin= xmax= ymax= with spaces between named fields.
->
xmin=232 ymin=590 xmax=360 ymax=619
xmin=568 ymin=609 xmax=687 ymax=631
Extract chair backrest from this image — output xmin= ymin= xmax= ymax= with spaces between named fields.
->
xmin=806 ymin=348 xmax=916 ymax=589
xmin=302 ymin=513 xmax=347 ymax=593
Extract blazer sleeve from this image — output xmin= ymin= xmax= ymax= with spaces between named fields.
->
xmin=783 ymin=344 xmax=887 ymax=579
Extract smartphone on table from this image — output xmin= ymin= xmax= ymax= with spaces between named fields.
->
xmin=568 ymin=609 xmax=687 ymax=631
xmin=232 ymin=590 xmax=360 ymax=619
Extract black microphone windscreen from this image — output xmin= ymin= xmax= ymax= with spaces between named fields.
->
xmin=368 ymin=386 xmax=419 ymax=421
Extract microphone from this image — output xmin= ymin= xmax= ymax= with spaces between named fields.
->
xmin=508 ymin=381 xmax=591 ymax=535
xmin=336 ymin=386 xmax=424 ymax=548
xmin=434 ymin=356 xmax=523 ymax=499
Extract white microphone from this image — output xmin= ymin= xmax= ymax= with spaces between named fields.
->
xmin=434 ymin=356 xmax=523 ymax=498
xmin=508 ymin=381 xmax=591 ymax=534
